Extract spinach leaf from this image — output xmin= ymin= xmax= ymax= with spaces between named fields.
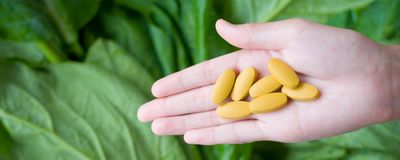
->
xmin=40 ymin=0 xmax=100 ymax=55
xmin=0 ymin=115 xmax=13 ymax=160
xmin=0 ymin=0 xmax=100 ymax=58
xmin=0 ymin=40 xmax=64 ymax=65
xmin=0 ymin=0 xmax=64 ymax=56
xmin=274 ymin=0 xmax=374 ymax=23
xmin=178 ymin=0 xmax=234 ymax=62
xmin=351 ymin=0 xmax=400 ymax=43
xmin=201 ymin=144 xmax=253 ymax=160
xmin=88 ymin=7 xmax=163 ymax=77
xmin=280 ymin=0 xmax=374 ymax=14
xmin=0 ymin=61 xmax=188 ymax=160
xmin=113 ymin=0 xmax=155 ymax=15
xmin=85 ymin=39 xmax=154 ymax=98
xmin=148 ymin=22 xmax=177 ymax=74
xmin=0 ymin=73 xmax=92 ymax=160
xmin=322 ymin=121 xmax=400 ymax=157
xmin=222 ymin=0 xmax=292 ymax=23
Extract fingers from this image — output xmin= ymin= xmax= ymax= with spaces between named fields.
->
xmin=183 ymin=120 xmax=266 ymax=145
xmin=181 ymin=102 xmax=317 ymax=145
xmin=151 ymin=50 xmax=271 ymax=97
xmin=151 ymin=111 xmax=240 ymax=135
xmin=138 ymin=86 xmax=215 ymax=122
xmin=215 ymin=19 xmax=311 ymax=50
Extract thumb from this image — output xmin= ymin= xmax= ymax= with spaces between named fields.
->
xmin=215 ymin=19 xmax=308 ymax=50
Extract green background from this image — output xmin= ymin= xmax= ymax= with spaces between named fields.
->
xmin=0 ymin=0 xmax=399 ymax=159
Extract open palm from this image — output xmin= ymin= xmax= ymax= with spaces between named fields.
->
xmin=137 ymin=19 xmax=397 ymax=145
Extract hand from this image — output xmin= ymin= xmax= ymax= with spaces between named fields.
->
xmin=137 ymin=19 xmax=400 ymax=145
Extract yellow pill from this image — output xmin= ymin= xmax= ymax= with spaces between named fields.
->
xmin=249 ymin=75 xmax=282 ymax=98
xmin=249 ymin=93 xmax=287 ymax=113
xmin=212 ymin=69 xmax=236 ymax=104
xmin=268 ymin=58 xmax=299 ymax=88
xmin=231 ymin=67 xmax=257 ymax=101
xmin=216 ymin=101 xmax=251 ymax=119
xmin=282 ymin=83 xmax=319 ymax=101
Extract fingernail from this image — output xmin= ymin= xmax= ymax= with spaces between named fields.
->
xmin=151 ymin=119 xmax=168 ymax=135
xmin=137 ymin=105 xmax=150 ymax=122
xmin=184 ymin=131 xmax=200 ymax=144
xmin=151 ymin=80 xmax=162 ymax=97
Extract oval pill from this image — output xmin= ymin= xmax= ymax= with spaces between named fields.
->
xmin=249 ymin=93 xmax=288 ymax=113
xmin=212 ymin=69 xmax=236 ymax=104
xmin=249 ymin=75 xmax=282 ymax=98
xmin=231 ymin=67 xmax=257 ymax=101
xmin=282 ymin=83 xmax=319 ymax=101
xmin=268 ymin=58 xmax=299 ymax=88
xmin=216 ymin=101 xmax=251 ymax=119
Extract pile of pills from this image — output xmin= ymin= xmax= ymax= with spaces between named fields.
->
xmin=212 ymin=58 xmax=319 ymax=119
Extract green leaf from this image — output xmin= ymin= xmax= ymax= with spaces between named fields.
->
xmin=325 ymin=11 xmax=353 ymax=28
xmin=50 ymin=63 xmax=188 ymax=160
xmin=175 ymin=35 xmax=191 ymax=70
xmin=0 ymin=109 xmax=91 ymax=160
xmin=148 ymin=23 xmax=177 ymax=74
xmin=85 ymin=39 xmax=154 ymax=97
xmin=0 ymin=60 xmax=188 ymax=160
xmin=0 ymin=63 xmax=107 ymax=160
xmin=322 ymin=121 xmax=400 ymax=156
xmin=0 ymin=119 xmax=13 ymax=160
xmin=41 ymin=0 xmax=100 ymax=55
xmin=0 ymin=85 xmax=53 ymax=131
xmin=178 ymin=0 xmax=208 ymax=63
xmin=274 ymin=0 xmax=374 ymax=23
xmin=0 ymin=0 xmax=100 ymax=58
xmin=201 ymin=144 xmax=253 ymax=160
xmin=113 ymin=0 xmax=155 ymax=15
xmin=222 ymin=0 xmax=292 ymax=23
xmin=155 ymin=1 xmax=193 ymax=69
xmin=90 ymin=7 xmax=163 ymax=77
xmin=0 ymin=40 xmax=64 ymax=65
xmin=0 ymin=0 xmax=64 ymax=54
xmin=178 ymin=0 xmax=233 ymax=62
xmin=351 ymin=0 xmax=400 ymax=43
xmin=343 ymin=151 xmax=398 ymax=160
xmin=282 ymin=0 xmax=374 ymax=14
xmin=285 ymin=142 xmax=347 ymax=159
xmin=0 ymin=82 xmax=92 ymax=159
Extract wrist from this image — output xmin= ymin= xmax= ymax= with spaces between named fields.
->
xmin=386 ymin=45 xmax=400 ymax=121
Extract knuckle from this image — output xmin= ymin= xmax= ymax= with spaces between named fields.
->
xmin=201 ymin=60 xmax=213 ymax=82
xmin=285 ymin=18 xmax=311 ymax=36
xmin=288 ymin=18 xmax=311 ymax=27
xmin=347 ymin=30 xmax=366 ymax=41
xmin=277 ymin=129 xmax=305 ymax=142
xmin=241 ymin=23 xmax=260 ymax=47
xmin=373 ymin=105 xmax=394 ymax=123
xmin=231 ymin=123 xmax=244 ymax=144
xmin=161 ymin=98 xmax=170 ymax=115
xmin=280 ymin=135 xmax=302 ymax=143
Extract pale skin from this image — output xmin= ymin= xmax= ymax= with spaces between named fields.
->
xmin=137 ymin=18 xmax=400 ymax=145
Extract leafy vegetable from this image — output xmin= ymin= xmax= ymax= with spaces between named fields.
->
xmin=0 ymin=0 xmax=399 ymax=159
xmin=0 ymin=53 xmax=187 ymax=160
xmin=41 ymin=0 xmax=100 ymax=55
xmin=351 ymin=0 xmax=400 ymax=43
xmin=85 ymin=39 xmax=154 ymax=97
xmin=87 ymin=7 xmax=163 ymax=77
xmin=0 ymin=120 xmax=12 ymax=160
xmin=222 ymin=0 xmax=293 ymax=23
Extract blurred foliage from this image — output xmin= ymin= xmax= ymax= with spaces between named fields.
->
xmin=0 ymin=0 xmax=399 ymax=159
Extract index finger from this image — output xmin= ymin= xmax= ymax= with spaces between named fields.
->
xmin=151 ymin=50 xmax=272 ymax=97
